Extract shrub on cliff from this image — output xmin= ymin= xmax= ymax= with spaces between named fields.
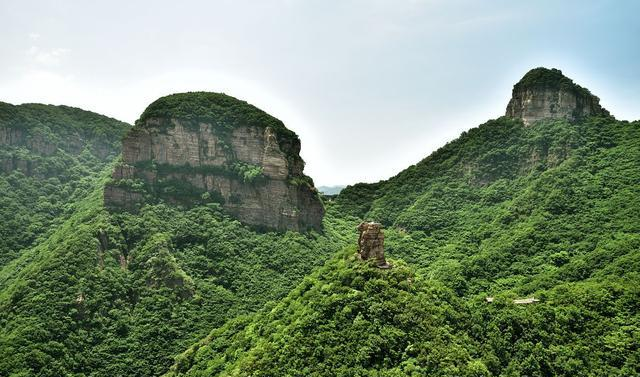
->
xmin=136 ymin=92 xmax=297 ymax=144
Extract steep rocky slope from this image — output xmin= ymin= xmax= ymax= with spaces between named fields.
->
xmin=105 ymin=92 xmax=324 ymax=232
xmin=505 ymin=67 xmax=609 ymax=125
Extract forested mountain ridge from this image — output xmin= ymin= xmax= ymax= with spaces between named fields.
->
xmin=332 ymin=69 xmax=640 ymax=298
xmin=1 ymin=67 xmax=638 ymax=377
xmin=170 ymin=68 xmax=640 ymax=376
xmin=0 ymin=102 xmax=129 ymax=266
xmin=336 ymin=67 xmax=614 ymax=224
xmin=0 ymin=97 xmax=348 ymax=377
xmin=167 ymin=248 xmax=639 ymax=376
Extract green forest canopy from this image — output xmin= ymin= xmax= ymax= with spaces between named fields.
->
xmin=1 ymin=90 xmax=639 ymax=376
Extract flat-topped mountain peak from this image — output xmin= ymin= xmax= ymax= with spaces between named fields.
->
xmin=136 ymin=92 xmax=298 ymax=142
xmin=506 ymin=67 xmax=610 ymax=125
xmin=105 ymin=92 xmax=324 ymax=232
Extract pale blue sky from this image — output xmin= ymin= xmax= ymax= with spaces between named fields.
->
xmin=1 ymin=0 xmax=638 ymax=185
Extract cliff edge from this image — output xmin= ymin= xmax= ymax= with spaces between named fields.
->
xmin=104 ymin=92 xmax=324 ymax=232
xmin=506 ymin=67 xmax=609 ymax=125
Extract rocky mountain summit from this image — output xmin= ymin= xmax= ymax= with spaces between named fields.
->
xmin=506 ymin=68 xmax=610 ymax=125
xmin=104 ymin=92 xmax=324 ymax=232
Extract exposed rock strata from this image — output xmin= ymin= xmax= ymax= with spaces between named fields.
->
xmin=105 ymin=94 xmax=324 ymax=232
xmin=506 ymin=68 xmax=609 ymax=125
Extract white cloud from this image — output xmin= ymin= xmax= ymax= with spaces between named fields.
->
xmin=28 ymin=32 xmax=40 ymax=40
xmin=27 ymin=46 xmax=70 ymax=65
xmin=0 ymin=70 xmax=80 ymax=105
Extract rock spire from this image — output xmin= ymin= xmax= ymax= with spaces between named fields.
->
xmin=357 ymin=222 xmax=391 ymax=269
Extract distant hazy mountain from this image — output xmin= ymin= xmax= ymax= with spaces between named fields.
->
xmin=318 ymin=185 xmax=346 ymax=195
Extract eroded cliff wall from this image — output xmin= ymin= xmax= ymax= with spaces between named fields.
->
xmin=505 ymin=68 xmax=609 ymax=125
xmin=105 ymin=93 xmax=324 ymax=232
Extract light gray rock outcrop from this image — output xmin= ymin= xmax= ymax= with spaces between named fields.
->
xmin=105 ymin=93 xmax=324 ymax=232
xmin=506 ymin=68 xmax=609 ymax=125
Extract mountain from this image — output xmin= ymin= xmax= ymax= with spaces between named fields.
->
xmin=2 ymin=67 xmax=639 ymax=377
xmin=505 ymin=67 xmax=609 ymax=125
xmin=333 ymin=68 xmax=640 ymax=297
xmin=169 ymin=68 xmax=640 ymax=376
xmin=165 ymin=249 xmax=473 ymax=377
xmin=104 ymin=92 xmax=324 ymax=232
xmin=318 ymin=185 xmax=346 ymax=195
xmin=0 ymin=102 xmax=129 ymax=266
xmin=0 ymin=97 xmax=347 ymax=377
xmin=166 ymin=249 xmax=639 ymax=377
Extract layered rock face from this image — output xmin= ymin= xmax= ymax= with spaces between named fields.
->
xmin=356 ymin=222 xmax=390 ymax=269
xmin=506 ymin=68 xmax=609 ymax=125
xmin=105 ymin=92 xmax=324 ymax=232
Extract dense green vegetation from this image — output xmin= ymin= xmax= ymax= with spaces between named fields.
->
xmin=0 ymin=102 xmax=129 ymax=267
xmin=512 ymin=67 xmax=594 ymax=98
xmin=2 ymin=73 xmax=640 ymax=376
xmin=136 ymin=92 xmax=297 ymax=144
xmin=166 ymin=250 xmax=474 ymax=377
xmin=167 ymin=248 xmax=639 ymax=377
xmin=0 ymin=102 xmax=129 ymax=141
xmin=0 ymin=100 xmax=346 ymax=377
xmin=335 ymin=116 xmax=640 ymax=297
xmin=0 ymin=176 xmax=353 ymax=376
xmin=172 ymin=114 xmax=640 ymax=376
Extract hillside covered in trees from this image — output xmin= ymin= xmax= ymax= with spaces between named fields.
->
xmin=170 ymin=69 xmax=640 ymax=376
xmin=0 ymin=102 xmax=129 ymax=267
xmin=0 ymin=99 xmax=352 ymax=376
xmin=167 ymin=247 xmax=639 ymax=376
xmin=1 ymin=68 xmax=639 ymax=376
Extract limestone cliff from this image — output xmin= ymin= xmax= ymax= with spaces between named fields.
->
xmin=506 ymin=68 xmax=609 ymax=125
xmin=104 ymin=92 xmax=324 ymax=232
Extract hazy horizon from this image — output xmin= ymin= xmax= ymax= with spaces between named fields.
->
xmin=1 ymin=0 xmax=639 ymax=186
